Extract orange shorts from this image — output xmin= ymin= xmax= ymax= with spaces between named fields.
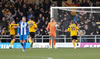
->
xmin=50 ymin=33 xmax=56 ymax=39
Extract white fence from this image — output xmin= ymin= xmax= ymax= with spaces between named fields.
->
xmin=0 ymin=35 xmax=100 ymax=43
xmin=0 ymin=35 xmax=100 ymax=48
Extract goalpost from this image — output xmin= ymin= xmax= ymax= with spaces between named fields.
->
xmin=50 ymin=7 xmax=100 ymax=48
xmin=51 ymin=7 xmax=100 ymax=18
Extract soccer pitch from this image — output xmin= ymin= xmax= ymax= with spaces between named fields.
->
xmin=0 ymin=48 xmax=100 ymax=59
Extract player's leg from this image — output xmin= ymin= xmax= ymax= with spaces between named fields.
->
xmin=49 ymin=40 xmax=51 ymax=48
xmin=72 ymin=39 xmax=76 ymax=49
xmin=31 ymin=32 xmax=35 ymax=48
xmin=28 ymin=37 xmax=34 ymax=49
xmin=19 ymin=35 xmax=23 ymax=47
xmin=76 ymin=40 xmax=79 ymax=46
xmin=9 ymin=35 xmax=15 ymax=48
xmin=29 ymin=37 xmax=33 ymax=48
xmin=23 ymin=40 xmax=26 ymax=51
xmin=74 ymin=36 xmax=78 ymax=46
xmin=49 ymin=36 xmax=55 ymax=48
xmin=51 ymin=35 xmax=56 ymax=48
xmin=29 ymin=32 xmax=33 ymax=44
xmin=49 ymin=36 xmax=52 ymax=48
xmin=71 ymin=36 xmax=76 ymax=49
xmin=53 ymin=39 xmax=56 ymax=48
xmin=23 ymin=35 xmax=27 ymax=51
xmin=49 ymin=33 xmax=54 ymax=48
xmin=29 ymin=32 xmax=35 ymax=49
xmin=30 ymin=38 xmax=34 ymax=49
xmin=53 ymin=34 xmax=56 ymax=48
xmin=20 ymin=40 xmax=23 ymax=47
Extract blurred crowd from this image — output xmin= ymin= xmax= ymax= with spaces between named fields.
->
xmin=0 ymin=0 xmax=100 ymax=36
xmin=57 ymin=9 xmax=100 ymax=36
xmin=71 ymin=0 xmax=100 ymax=6
xmin=0 ymin=0 xmax=52 ymax=35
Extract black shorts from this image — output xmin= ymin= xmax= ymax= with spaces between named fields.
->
xmin=10 ymin=35 xmax=15 ymax=39
xmin=71 ymin=36 xmax=77 ymax=40
xmin=30 ymin=32 xmax=35 ymax=38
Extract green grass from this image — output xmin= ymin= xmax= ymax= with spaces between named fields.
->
xmin=0 ymin=48 xmax=100 ymax=59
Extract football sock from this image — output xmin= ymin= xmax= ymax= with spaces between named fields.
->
xmin=10 ymin=40 xmax=15 ymax=46
xmin=72 ymin=41 xmax=76 ymax=47
xmin=31 ymin=42 xmax=33 ymax=48
xmin=53 ymin=40 xmax=56 ymax=47
xmin=29 ymin=39 xmax=32 ymax=43
xmin=49 ymin=40 xmax=51 ymax=47
xmin=23 ymin=42 xmax=26 ymax=50
xmin=76 ymin=40 xmax=78 ymax=44
xmin=21 ymin=43 xmax=23 ymax=47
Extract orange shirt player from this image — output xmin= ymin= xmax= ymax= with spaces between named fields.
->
xmin=46 ymin=17 xmax=56 ymax=48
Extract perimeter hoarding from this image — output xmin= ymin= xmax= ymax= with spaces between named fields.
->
xmin=80 ymin=43 xmax=100 ymax=48
xmin=1 ymin=43 xmax=100 ymax=48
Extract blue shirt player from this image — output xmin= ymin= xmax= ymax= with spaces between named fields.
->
xmin=17 ymin=17 xmax=30 ymax=52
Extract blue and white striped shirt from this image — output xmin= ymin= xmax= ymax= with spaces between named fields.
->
xmin=17 ymin=22 xmax=29 ymax=35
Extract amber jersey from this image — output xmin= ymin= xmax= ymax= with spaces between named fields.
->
xmin=47 ymin=22 xmax=56 ymax=38
xmin=9 ymin=24 xmax=18 ymax=35
xmin=67 ymin=24 xmax=80 ymax=36
xmin=27 ymin=20 xmax=37 ymax=32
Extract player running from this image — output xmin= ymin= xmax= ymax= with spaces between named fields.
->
xmin=46 ymin=17 xmax=56 ymax=48
xmin=65 ymin=21 xmax=81 ymax=49
xmin=9 ymin=20 xmax=18 ymax=48
xmin=17 ymin=17 xmax=30 ymax=52
xmin=27 ymin=17 xmax=37 ymax=49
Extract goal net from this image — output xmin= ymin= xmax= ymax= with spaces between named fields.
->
xmin=51 ymin=7 xmax=100 ymax=36
xmin=50 ymin=7 xmax=100 ymax=48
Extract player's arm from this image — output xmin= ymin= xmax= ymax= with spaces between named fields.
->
xmin=11 ymin=24 xmax=19 ymax=26
xmin=27 ymin=24 xmax=30 ymax=38
xmin=27 ymin=21 xmax=29 ymax=24
xmin=76 ymin=26 xmax=80 ymax=32
xmin=17 ymin=23 xmax=20 ymax=35
xmin=14 ymin=24 xmax=19 ymax=27
xmin=26 ymin=23 xmax=30 ymax=35
xmin=10 ymin=24 xmax=15 ymax=29
xmin=9 ymin=24 xmax=12 ymax=29
xmin=16 ymin=24 xmax=19 ymax=28
xmin=34 ymin=23 xmax=37 ymax=29
xmin=11 ymin=24 xmax=19 ymax=28
xmin=46 ymin=23 xmax=50 ymax=31
xmin=65 ymin=29 xmax=68 ymax=32
xmin=76 ymin=26 xmax=81 ymax=35
xmin=65 ymin=27 xmax=70 ymax=32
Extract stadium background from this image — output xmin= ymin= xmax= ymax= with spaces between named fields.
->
xmin=0 ymin=0 xmax=100 ymax=43
xmin=0 ymin=1 xmax=100 ymax=59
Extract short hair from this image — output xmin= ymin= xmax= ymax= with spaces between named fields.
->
xmin=71 ymin=20 xmax=74 ymax=24
xmin=10 ymin=20 xmax=15 ymax=24
xmin=30 ymin=17 xmax=34 ymax=20
xmin=51 ymin=17 xmax=54 ymax=19
xmin=22 ymin=16 xmax=26 ymax=19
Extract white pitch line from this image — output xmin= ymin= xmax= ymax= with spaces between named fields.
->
xmin=47 ymin=57 xmax=53 ymax=59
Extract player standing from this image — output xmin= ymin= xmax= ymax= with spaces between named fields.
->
xmin=9 ymin=20 xmax=18 ymax=48
xmin=27 ymin=17 xmax=37 ymax=49
xmin=17 ymin=17 xmax=30 ymax=52
xmin=65 ymin=21 xmax=81 ymax=49
xmin=46 ymin=17 xmax=56 ymax=48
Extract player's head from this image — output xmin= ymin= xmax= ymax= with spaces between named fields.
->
xmin=22 ymin=17 xmax=26 ymax=22
xmin=50 ymin=17 xmax=55 ymax=22
xmin=11 ymin=20 xmax=15 ymax=24
xmin=30 ymin=17 xmax=34 ymax=20
xmin=70 ymin=20 xmax=74 ymax=24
